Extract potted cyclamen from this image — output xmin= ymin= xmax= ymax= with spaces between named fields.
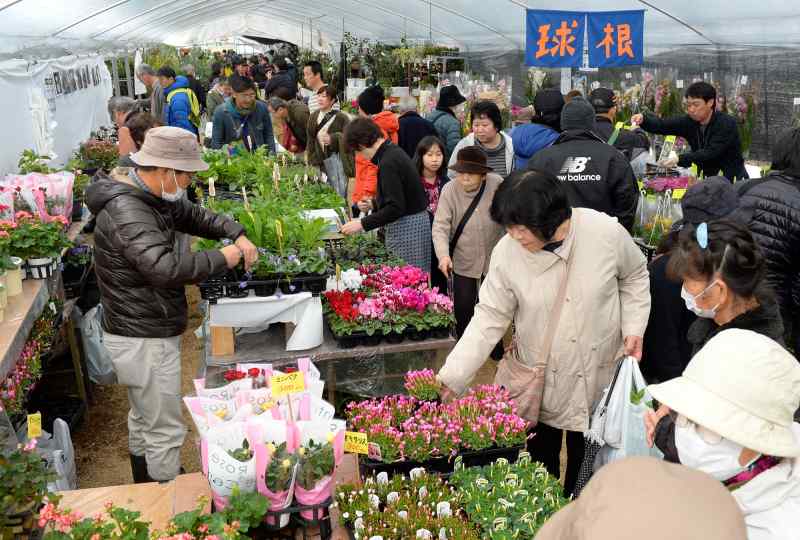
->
xmin=0 ymin=440 xmax=56 ymax=539
xmin=10 ymin=212 xmax=71 ymax=280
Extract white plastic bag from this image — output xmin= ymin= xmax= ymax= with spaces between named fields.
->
xmin=17 ymin=418 xmax=77 ymax=491
xmin=596 ymin=357 xmax=662 ymax=468
xmin=75 ymin=305 xmax=117 ymax=385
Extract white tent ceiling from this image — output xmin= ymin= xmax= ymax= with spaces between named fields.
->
xmin=0 ymin=0 xmax=799 ymax=59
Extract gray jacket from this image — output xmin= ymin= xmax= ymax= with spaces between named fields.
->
xmin=427 ymin=109 xmax=462 ymax=160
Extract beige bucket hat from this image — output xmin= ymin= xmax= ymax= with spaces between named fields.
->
xmin=648 ymin=328 xmax=800 ymax=457
xmin=536 ymin=457 xmax=747 ymax=540
xmin=130 ymin=126 xmax=208 ymax=172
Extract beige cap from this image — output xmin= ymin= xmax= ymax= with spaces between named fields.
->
xmin=536 ymin=457 xmax=747 ymax=540
xmin=648 ymin=329 xmax=800 ymax=457
xmin=130 ymin=126 xmax=208 ymax=172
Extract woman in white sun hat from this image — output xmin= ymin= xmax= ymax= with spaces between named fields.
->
xmin=648 ymin=328 xmax=800 ymax=540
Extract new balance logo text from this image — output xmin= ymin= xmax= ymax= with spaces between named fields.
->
xmin=559 ymin=157 xmax=591 ymax=173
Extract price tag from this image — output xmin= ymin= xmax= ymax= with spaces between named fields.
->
xmin=794 ymin=97 xmax=800 ymax=106
xmin=242 ymin=187 xmax=250 ymax=210
xmin=625 ymin=72 xmax=632 ymax=79
xmin=49 ymin=302 xmax=57 ymax=315
xmin=676 ymin=80 xmax=684 ymax=89
xmin=209 ymin=177 xmax=216 ymax=197
xmin=741 ymin=75 xmax=748 ymax=85
xmin=344 ymin=431 xmax=369 ymax=454
xmin=27 ymin=413 xmax=42 ymax=439
xmin=335 ymin=264 xmax=341 ymax=282
xmin=269 ymin=371 xmax=305 ymax=397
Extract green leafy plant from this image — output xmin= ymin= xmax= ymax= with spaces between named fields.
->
xmin=18 ymin=150 xmax=54 ymax=174
xmin=227 ymin=439 xmax=253 ymax=462
xmin=0 ymin=442 xmax=55 ymax=533
xmin=264 ymin=442 xmax=297 ymax=493
xmin=297 ymin=439 xmax=335 ymax=490
xmin=9 ymin=213 xmax=71 ymax=260
xmin=450 ymin=453 xmax=568 ymax=539
xmin=74 ymin=140 xmax=118 ymax=172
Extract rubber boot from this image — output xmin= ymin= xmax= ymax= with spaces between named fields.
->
xmin=129 ymin=453 xmax=153 ymax=484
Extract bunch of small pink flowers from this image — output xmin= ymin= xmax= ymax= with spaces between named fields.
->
xmin=404 ymin=369 xmax=441 ymax=401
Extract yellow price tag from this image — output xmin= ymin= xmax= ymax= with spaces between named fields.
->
xmin=344 ymin=431 xmax=369 ymax=454
xmin=270 ymin=371 xmax=306 ymax=397
xmin=614 ymin=121 xmax=624 ymax=130
xmin=673 ymin=188 xmax=687 ymax=200
xmin=335 ymin=264 xmax=341 ymax=282
xmin=27 ymin=413 xmax=42 ymax=439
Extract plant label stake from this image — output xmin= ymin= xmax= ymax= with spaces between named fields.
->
xmin=242 ymin=187 xmax=250 ymax=211
xmin=208 ymin=176 xmax=216 ymax=198
xmin=336 ymin=264 xmax=342 ymax=289
xmin=27 ymin=412 xmax=42 ymax=439
xmin=273 ymin=163 xmax=281 ymax=192
xmin=275 ymin=220 xmax=284 ymax=255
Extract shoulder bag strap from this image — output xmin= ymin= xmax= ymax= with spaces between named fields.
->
xmin=536 ymin=215 xmax=578 ymax=367
xmin=449 ymin=179 xmax=487 ymax=254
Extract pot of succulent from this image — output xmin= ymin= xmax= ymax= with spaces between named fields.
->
xmin=0 ymin=440 xmax=56 ymax=540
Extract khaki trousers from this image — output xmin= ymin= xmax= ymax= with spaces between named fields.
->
xmin=104 ymin=332 xmax=186 ymax=481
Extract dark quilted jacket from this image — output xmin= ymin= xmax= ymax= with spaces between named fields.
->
xmin=86 ymin=170 xmax=243 ymax=338
xmin=736 ymin=173 xmax=800 ymax=329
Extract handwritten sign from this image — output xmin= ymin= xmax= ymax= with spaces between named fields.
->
xmin=525 ymin=10 xmax=586 ymax=67
xmin=345 ymin=432 xmax=369 ymax=454
xmin=588 ymin=10 xmax=644 ymax=67
xmin=27 ymin=413 xmax=42 ymax=439
xmin=270 ymin=371 xmax=305 ymax=397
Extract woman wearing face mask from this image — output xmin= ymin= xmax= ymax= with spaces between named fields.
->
xmin=448 ymin=100 xmax=514 ymax=180
xmin=645 ymin=219 xmax=784 ymax=461
xmin=431 ymin=145 xmax=504 ymax=360
xmin=436 ymin=169 xmax=651 ymax=497
xmin=648 ymin=329 xmax=800 ymax=540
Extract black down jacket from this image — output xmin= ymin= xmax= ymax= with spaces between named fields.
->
xmin=736 ymin=172 xmax=800 ymax=336
xmin=526 ymin=129 xmax=639 ymax=232
xmin=86 ymin=171 xmax=244 ymax=338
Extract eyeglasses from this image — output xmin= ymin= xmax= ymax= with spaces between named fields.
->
xmin=676 ymin=414 xmax=723 ymax=445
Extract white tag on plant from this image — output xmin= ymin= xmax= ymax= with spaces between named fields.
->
xmin=794 ymin=97 xmax=800 ymax=106
xmin=625 ymin=72 xmax=632 ymax=79
xmin=741 ymin=75 xmax=748 ymax=85
xmin=676 ymin=80 xmax=684 ymax=89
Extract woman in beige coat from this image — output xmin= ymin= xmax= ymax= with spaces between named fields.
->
xmin=432 ymin=146 xmax=505 ymax=359
xmin=437 ymin=169 xmax=651 ymax=497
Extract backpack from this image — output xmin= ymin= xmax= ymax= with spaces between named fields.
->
xmin=166 ymin=87 xmax=202 ymax=131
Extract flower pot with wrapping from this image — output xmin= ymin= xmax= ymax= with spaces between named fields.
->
xmin=26 ymin=257 xmax=56 ymax=280
xmin=5 ymin=257 xmax=23 ymax=296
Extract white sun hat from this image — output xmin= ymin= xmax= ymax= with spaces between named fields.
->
xmin=648 ymin=329 xmax=800 ymax=458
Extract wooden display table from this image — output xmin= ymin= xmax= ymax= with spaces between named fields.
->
xmin=57 ymin=473 xmax=212 ymax=532
xmin=202 ymin=324 xmax=455 ymax=402
xmin=0 ymin=279 xmax=49 ymax=380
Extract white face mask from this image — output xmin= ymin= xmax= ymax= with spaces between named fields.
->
xmin=675 ymin=417 xmax=756 ymax=481
xmin=681 ymin=281 xmax=720 ymax=319
xmin=160 ymin=169 xmax=186 ymax=202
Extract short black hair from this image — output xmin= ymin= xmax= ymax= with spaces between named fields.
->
xmin=211 ymin=62 xmax=222 ymax=77
xmin=471 ymin=100 xmax=503 ymax=132
xmin=317 ymin=84 xmax=337 ymax=101
xmin=230 ymin=75 xmax=256 ymax=93
xmin=771 ymin=128 xmax=800 ymax=175
xmin=274 ymin=57 xmax=289 ymax=71
xmin=272 ymin=85 xmax=295 ymax=100
xmin=413 ymin=135 xmax=447 ymax=179
xmin=344 ymin=117 xmax=383 ymax=152
xmin=157 ymin=66 xmax=176 ymax=79
xmin=304 ymin=60 xmax=323 ymax=77
xmin=668 ymin=219 xmax=769 ymax=303
xmin=685 ymin=81 xmax=716 ymax=104
xmin=490 ymin=169 xmax=572 ymax=240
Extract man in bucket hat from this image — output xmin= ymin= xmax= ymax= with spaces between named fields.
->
xmin=86 ymin=126 xmax=258 ymax=483
xmin=648 ymin=329 xmax=800 ymax=540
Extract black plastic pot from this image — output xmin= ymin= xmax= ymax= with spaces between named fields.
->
xmin=303 ymin=275 xmax=327 ymax=294
xmin=199 ymin=281 xmax=225 ymax=301
xmin=362 ymin=334 xmax=382 ymax=347
xmin=225 ymin=285 xmax=249 ymax=299
xmin=359 ymin=444 xmax=525 ymax=479
xmin=279 ymin=279 xmax=301 ymax=295
xmin=431 ymin=326 xmax=451 ymax=339
xmin=384 ymin=331 xmax=404 ymax=344
xmin=406 ymin=328 xmax=428 ymax=341
xmin=253 ymin=282 xmax=278 ymax=297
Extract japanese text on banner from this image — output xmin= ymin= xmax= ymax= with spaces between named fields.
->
xmin=587 ymin=10 xmax=644 ymax=67
xmin=525 ymin=10 xmax=586 ymax=68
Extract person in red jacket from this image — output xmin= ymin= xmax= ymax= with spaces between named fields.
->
xmin=352 ymin=86 xmax=399 ymax=214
